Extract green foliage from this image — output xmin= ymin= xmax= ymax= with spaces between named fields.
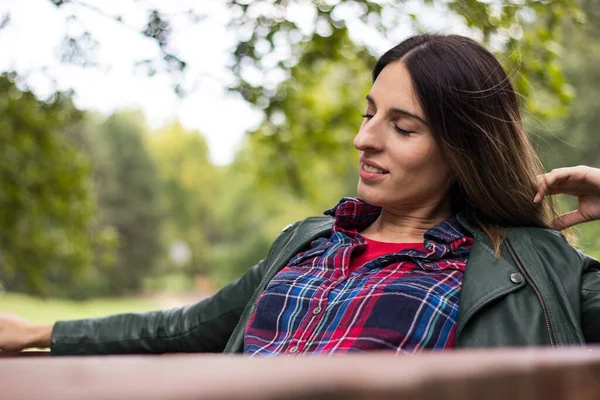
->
xmin=204 ymin=30 xmax=371 ymax=284
xmin=91 ymin=113 xmax=163 ymax=295
xmin=146 ymin=122 xmax=217 ymax=278
xmin=4 ymin=1 xmax=600 ymax=298
xmin=4 ymin=1 xmax=578 ymax=106
xmin=501 ymin=1 xmax=583 ymax=119
xmin=228 ymin=2 xmax=582 ymax=198
xmin=0 ymin=74 xmax=102 ymax=296
xmin=531 ymin=0 xmax=600 ymax=260
xmin=230 ymin=0 xmax=581 ymax=118
xmin=243 ymin=28 xmax=370 ymax=201
xmin=533 ymin=0 xmax=600 ymax=168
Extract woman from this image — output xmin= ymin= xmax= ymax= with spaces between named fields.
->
xmin=2 ymin=34 xmax=600 ymax=355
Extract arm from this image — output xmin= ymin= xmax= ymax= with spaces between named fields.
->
xmin=0 ymin=258 xmax=267 ymax=355
xmin=53 ymin=258 xmax=268 ymax=355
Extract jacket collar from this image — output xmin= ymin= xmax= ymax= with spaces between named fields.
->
xmin=455 ymin=211 xmax=478 ymax=236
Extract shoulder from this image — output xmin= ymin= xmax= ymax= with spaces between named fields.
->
xmin=516 ymin=225 xmax=573 ymax=252
xmin=280 ymin=216 xmax=334 ymax=240
xmin=514 ymin=226 xmax=597 ymax=267
xmin=518 ymin=226 xmax=568 ymax=244
xmin=269 ymin=216 xmax=334 ymax=254
xmin=257 ymin=216 xmax=334 ymax=274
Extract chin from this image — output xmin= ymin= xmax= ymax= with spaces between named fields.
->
xmin=357 ymin=184 xmax=386 ymax=207
xmin=357 ymin=182 xmax=417 ymax=209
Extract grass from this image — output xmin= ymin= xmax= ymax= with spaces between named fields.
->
xmin=0 ymin=292 xmax=162 ymax=324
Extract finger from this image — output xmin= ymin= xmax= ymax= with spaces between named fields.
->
xmin=535 ymin=173 xmax=557 ymax=202
xmin=534 ymin=184 xmax=562 ymax=202
xmin=535 ymin=167 xmax=586 ymax=202
xmin=545 ymin=184 xmax=580 ymax=196
xmin=533 ymin=187 xmax=562 ymax=203
xmin=536 ymin=169 xmax=568 ymax=193
xmin=552 ymin=210 xmax=588 ymax=230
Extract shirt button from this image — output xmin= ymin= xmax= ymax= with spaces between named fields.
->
xmin=510 ymin=273 xmax=524 ymax=284
xmin=313 ymin=306 xmax=322 ymax=315
xmin=289 ymin=346 xmax=299 ymax=353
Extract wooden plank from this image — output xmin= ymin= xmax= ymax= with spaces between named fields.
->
xmin=2 ymin=347 xmax=600 ymax=399
xmin=0 ymin=351 xmax=49 ymax=358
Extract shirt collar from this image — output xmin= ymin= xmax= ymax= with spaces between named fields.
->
xmin=324 ymin=197 xmax=381 ymax=233
xmin=324 ymin=197 xmax=472 ymax=262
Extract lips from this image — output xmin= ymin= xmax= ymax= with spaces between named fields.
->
xmin=363 ymin=164 xmax=386 ymax=174
xmin=361 ymin=160 xmax=389 ymax=174
xmin=359 ymin=160 xmax=389 ymax=181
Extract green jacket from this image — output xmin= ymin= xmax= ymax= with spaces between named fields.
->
xmin=51 ymin=214 xmax=600 ymax=355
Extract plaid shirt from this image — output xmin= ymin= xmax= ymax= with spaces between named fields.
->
xmin=244 ymin=197 xmax=473 ymax=356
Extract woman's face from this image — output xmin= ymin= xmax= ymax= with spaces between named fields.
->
xmin=354 ymin=61 xmax=453 ymax=210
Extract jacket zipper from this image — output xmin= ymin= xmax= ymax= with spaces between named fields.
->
xmin=506 ymin=240 xmax=556 ymax=348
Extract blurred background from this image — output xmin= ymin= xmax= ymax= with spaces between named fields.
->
xmin=0 ymin=0 xmax=598 ymax=322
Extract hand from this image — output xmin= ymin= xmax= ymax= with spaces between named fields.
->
xmin=534 ymin=165 xmax=600 ymax=230
xmin=0 ymin=311 xmax=52 ymax=352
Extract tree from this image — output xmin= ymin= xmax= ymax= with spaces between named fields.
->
xmin=146 ymin=122 xmax=218 ymax=279
xmin=86 ymin=112 xmax=163 ymax=294
xmin=1 ymin=1 xmax=584 ymax=198
xmin=205 ymin=29 xmax=372 ymax=284
xmin=243 ymin=27 xmax=371 ymax=200
xmin=0 ymin=74 xmax=103 ymax=295
xmin=1 ymin=1 xmax=581 ymax=108
xmin=530 ymin=0 xmax=600 ymax=260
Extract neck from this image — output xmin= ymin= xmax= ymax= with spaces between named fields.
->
xmin=360 ymin=198 xmax=453 ymax=243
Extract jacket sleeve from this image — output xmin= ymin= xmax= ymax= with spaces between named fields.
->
xmin=579 ymin=251 xmax=600 ymax=343
xmin=51 ymin=258 xmax=268 ymax=355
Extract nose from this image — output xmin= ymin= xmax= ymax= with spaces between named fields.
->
xmin=353 ymin=119 xmax=383 ymax=153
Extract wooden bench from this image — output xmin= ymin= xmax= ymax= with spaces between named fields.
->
xmin=2 ymin=347 xmax=600 ymax=399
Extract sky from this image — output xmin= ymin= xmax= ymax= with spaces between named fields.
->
xmin=0 ymin=0 xmax=468 ymax=165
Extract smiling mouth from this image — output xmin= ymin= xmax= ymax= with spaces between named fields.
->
xmin=362 ymin=163 xmax=388 ymax=174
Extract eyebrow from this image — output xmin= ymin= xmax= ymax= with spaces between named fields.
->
xmin=366 ymin=95 xmax=428 ymax=125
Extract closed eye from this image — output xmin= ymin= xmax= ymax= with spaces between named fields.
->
xmin=394 ymin=124 xmax=414 ymax=136
xmin=363 ymin=112 xmax=414 ymax=136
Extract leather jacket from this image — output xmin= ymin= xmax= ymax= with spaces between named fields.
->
xmin=50 ymin=213 xmax=600 ymax=355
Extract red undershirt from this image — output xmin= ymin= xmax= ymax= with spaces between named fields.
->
xmin=349 ymin=237 xmax=426 ymax=273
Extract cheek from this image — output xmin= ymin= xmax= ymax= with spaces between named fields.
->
xmin=391 ymin=142 xmax=436 ymax=172
xmin=420 ymin=153 xmax=453 ymax=191
xmin=393 ymin=142 xmax=450 ymax=183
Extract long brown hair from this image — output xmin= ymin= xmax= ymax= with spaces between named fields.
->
xmin=373 ymin=34 xmax=560 ymax=253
